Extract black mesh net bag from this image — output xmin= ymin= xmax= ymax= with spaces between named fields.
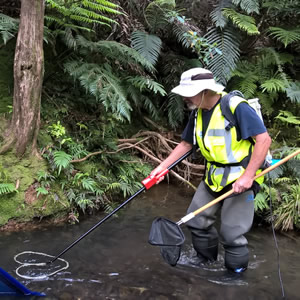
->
xmin=148 ymin=217 xmax=185 ymax=266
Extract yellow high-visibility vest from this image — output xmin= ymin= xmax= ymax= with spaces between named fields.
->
xmin=196 ymin=95 xmax=264 ymax=192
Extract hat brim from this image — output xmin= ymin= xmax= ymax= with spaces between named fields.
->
xmin=171 ymin=82 xmax=224 ymax=97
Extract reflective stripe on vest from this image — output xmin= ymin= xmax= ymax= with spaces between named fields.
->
xmin=196 ymin=96 xmax=264 ymax=192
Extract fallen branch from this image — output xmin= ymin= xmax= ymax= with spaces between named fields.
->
xmin=69 ymin=130 xmax=204 ymax=189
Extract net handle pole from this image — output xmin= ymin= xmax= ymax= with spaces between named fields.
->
xmin=179 ymin=149 xmax=300 ymax=225
xmin=49 ymin=150 xmax=193 ymax=263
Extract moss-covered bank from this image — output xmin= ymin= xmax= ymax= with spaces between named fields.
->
xmin=0 ymin=43 xmax=70 ymax=229
xmin=0 ymin=150 xmax=70 ymax=227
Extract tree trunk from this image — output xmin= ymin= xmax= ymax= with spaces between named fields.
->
xmin=1 ymin=0 xmax=45 ymax=157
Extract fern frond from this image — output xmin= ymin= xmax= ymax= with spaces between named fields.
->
xmin=167 ymin=93 xmax=185 ymax=128
xmin=232 ymin=0 xmax=260 ymax=14
xmin=257 ymin=48 xmax=291 ymax=87
xmin=127 ymin=76 xmax=166 ymax=96
xmin=286 ymin=82 xmax=300 ymax=103
xmin=237 ymin=77 xmax=258 ymax=98
xmin=171 ymin=24 xmax=192 ymax=48
xmin=131 ymin=31 xmax=162 ymax=66
xmin=53 ymin=151 xmax=72 ymax=175
xmin=81 ymin=177 xmax=97 ymax=192
xmin=76 ymin=37 xmax=155 ymax=72
xmin=205 ymin=26 xmax=241 ymax=85
xmin=82 ymin=0 xmax=120 ymax=12
xmin=64 ymin=61 xmax=132 ymax=121
xmin=275 ymin=110 xmax=300 ymax=125
xmin=222 ymin=8 xmax=260 ymax=35
xmin=71 ymin=6 xmax=118 ymax=24
xmin=0 ymin=183 xmax=17 ymax=195
xmin=105 ymin=182 xmax=121 ymax=192
xmin=125 ymin=83 xmax=160 ymax=120
xmin=141 ymin=95 xmax=160 ymax=120
xmin=0 ymin=13 xmax=18 ymax=44
xmin=268 ymin=27 xmax=300 ymax=48
xmin=260 ymin=75 xmax=289 ymax=93
xmin=58 ymin=27 xmax=78 ymax=49
xmin=145 ymin=1 xmax=169 ymax=31
xmin=210 ymin=0 xmax=231 ymax=28
xmin=262 ymin=0 xmax=300 ymax=16
xmin=46 ymin=0 xmax=70 ymax=15
xmin=45 ymin=0 xmax=121 ymax=30
xmin=36 ymin=187 xmax=49 ymax=197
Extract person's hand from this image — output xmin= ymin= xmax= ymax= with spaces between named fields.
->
xmin=149 ymin=165 xmax=167 ymax=184
xmin=232 ymin=174 xmax=254 ymax=193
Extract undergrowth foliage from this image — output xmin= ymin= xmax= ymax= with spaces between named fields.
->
xmin=0 ymin=165 xmax=17 ymax=196
xmin=37 ymin=122 xmax=151 ymax=216
xmin=45 ymin=0 xmax=121 ymax=30
xmin=255 ymin=148 xmax=300 ymax=230
xmin=63 ymin=37 xmax=166 ymax=122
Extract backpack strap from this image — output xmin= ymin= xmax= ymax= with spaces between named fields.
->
xmin=220 ymin=90 xmax=256 ymax=145
xmin=220 ymin=90 xmax=245 ymax=131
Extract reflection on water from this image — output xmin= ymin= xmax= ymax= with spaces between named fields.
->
xmin=0 ymin=183 xmax=300 ymax=299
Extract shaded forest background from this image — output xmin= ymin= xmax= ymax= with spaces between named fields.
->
xmin=0 ymin=0 xmax=299 ymax=231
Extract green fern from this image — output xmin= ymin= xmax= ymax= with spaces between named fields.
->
xmin=167 ymin=93 xmax=185 ymax=128
xmin=45 ymin=0 xmax=121 ymax=30
xmin=205 ymin=26 xmax=241 ymax=84
xmin=222 ymin=8 xmax=260 ymax=35
xmin=286 ymin=82 xmax=300 ymax=103
xmin=127 ymin=76 xmax=166 ymax=96
xmin=76 ymin=37 xmax=155 ymax=72
xmin=81 ymin=177 xmax=97 ymax=192
xmin=0 ymin=13 xmax=18 ymax=44
xmin=274 ymin=179 xmax=300 ymax=231
xmin=262 ymin=0 xmax=300 ymax=17
xmin=254 ymin=192 xmax=269 ymax=211
xmin=131 ymin=31 xmax=162 ymax=66
xmin=53 ymin=151 xmax=72 ymax=174
xmin=36 ymin=186 xmax=49 ymax=197
xmin=231 ymin=0 xmax=260 ymax=14
xmin=229 ymin=48 xmax=294 ymax=106
xmin=74 ymin=194 xmax=94 ymax=213
xmin=260 ymin=75 xmax=289 ymax=93
xmin=268 ymin=27 xmax=300 ymax=48
xmin=140 ymin=95 xmax=160 ymax=120
xmin=210 ymin=0 xmax=231 ymax=28
xmin=64 ymin=37 xmax=165 ymax=121
xmin=65 ymin=61 xmax=132 ymax=121
xmin=0 ymin=183 xmax=17 ymax=195
xmin=144 ymin=0 xmax=172 ymax=31
xmin=275 ymin=110 xmax=300 ymax=125
xmin=230 ymin=62 xmax=259 ymax=98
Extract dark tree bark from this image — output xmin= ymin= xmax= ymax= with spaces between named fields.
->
xmin=0 ymin=0 xmax=45 ymax=157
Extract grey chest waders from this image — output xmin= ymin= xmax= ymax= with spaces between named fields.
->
xmin=148 ymin=149 xmax=300 ymax=267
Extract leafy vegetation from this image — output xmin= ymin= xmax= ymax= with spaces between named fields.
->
xmin=0 ymin=165 xmax=17 ymax=196
xmin=255 ymin=148 xmax=300 ymax=230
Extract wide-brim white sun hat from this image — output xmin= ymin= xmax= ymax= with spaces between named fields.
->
xmin=171 ymin=68 xmax=224 ymax=97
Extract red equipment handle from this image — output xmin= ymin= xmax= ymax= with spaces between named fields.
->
xmin=142 ymin=169 xmax=169 ymax=190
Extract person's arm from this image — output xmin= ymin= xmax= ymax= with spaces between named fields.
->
xmin=150 ymin=140 xmax=192 ymax=182
xmin=232 ymin=131 xmax=271 ymax=193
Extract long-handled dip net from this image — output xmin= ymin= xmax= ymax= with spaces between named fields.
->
xmin=14 ymin=150 xmax=193 ymax=280
xmin=149 ymin=217 xmax=185 ymax=266
xmin=149 ymin=150 xmax=300 ymax=266
xmin=14 ymin=251 xmax=69 ymax=280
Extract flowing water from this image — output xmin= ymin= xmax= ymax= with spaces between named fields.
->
xmin=0 ymin=183 xmax=300 ymax=300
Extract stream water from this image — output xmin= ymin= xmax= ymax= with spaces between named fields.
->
xmin=0 ymin=183 xmax=299 ymax=300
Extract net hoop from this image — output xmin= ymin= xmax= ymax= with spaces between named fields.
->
xmin=14 ymin=251 xmax=69 ymax=280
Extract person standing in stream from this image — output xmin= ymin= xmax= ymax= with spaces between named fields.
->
xmin=150 ymin=68 xmax=272 ymax=273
